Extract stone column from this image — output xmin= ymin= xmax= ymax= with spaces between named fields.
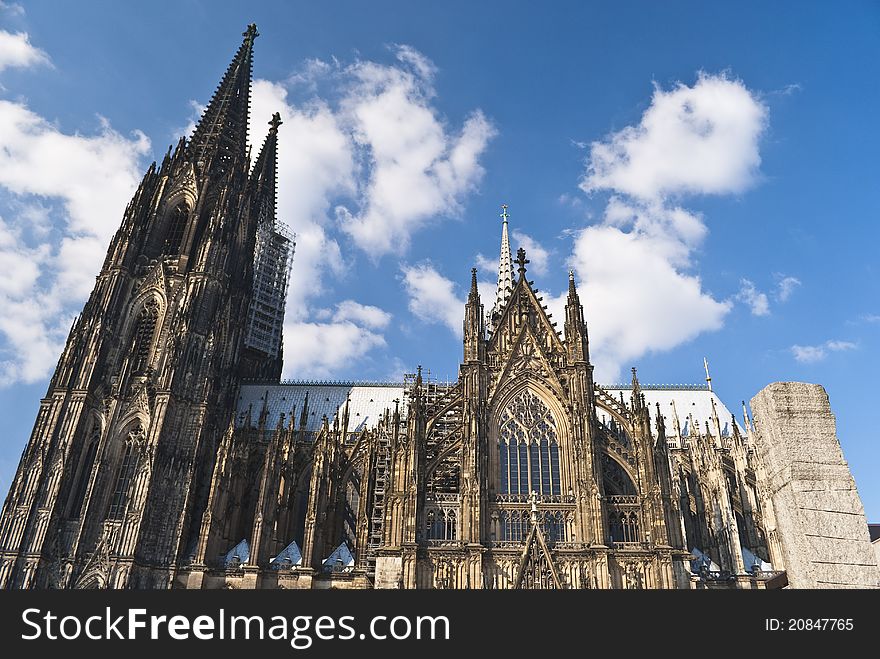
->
xmin=750 ymin=382 xmax=878 ymax=588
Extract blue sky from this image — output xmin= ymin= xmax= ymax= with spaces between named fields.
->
xmin=0 ymin=1 xmax=878 ymax=520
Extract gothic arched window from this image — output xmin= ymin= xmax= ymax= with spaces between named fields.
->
xmin=498 ymin=390 xmax=561 ymax=496
xmin=107 ymin=426 xmax=144 ymax=520
xmin=162 ymin=204 xmax=189 ymax=255
xmin=68 ymin=426 xmax=100 ymax=518
xmin=130 ymin=301 xmax=159 ymax=375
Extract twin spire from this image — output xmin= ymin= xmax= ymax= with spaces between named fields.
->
xmin=249 ymin=112 xmax=282 ymax=225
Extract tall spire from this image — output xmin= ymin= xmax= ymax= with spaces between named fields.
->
xmin=250 ymin=112 xmax=281 ymax=226
xmin=188 ymin=24 xmax=258 ymax=177
xmin=491 ymin=204 xmax=515 ymax=320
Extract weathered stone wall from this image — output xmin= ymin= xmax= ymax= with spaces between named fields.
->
xmin=750 ymin=382 xmax=879 ymax=588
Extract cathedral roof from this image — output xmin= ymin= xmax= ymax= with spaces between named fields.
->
xmin=600 ymin=384 xmax=743 ymax=442
xmin=237 ymin=380 xmax=741 ymax=442
xmin=237 ymin=382 xmax=406 ymax=432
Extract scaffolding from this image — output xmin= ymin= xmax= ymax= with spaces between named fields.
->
xmin=245 ymin=220 xmax=294 ymax=358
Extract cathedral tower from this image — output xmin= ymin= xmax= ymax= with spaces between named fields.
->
xmin=0 ymin=25 xmax=290 ymax=589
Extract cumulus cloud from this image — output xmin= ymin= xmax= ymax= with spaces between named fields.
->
xmin=571 ymin=73 xmax=767 ymax=380
xmin=332 ymin=299 xmax=392 ymax=330
xmin=0 ymin=101 xmax=150 ymax=385
xmin=336 ymin=47 xmax=496 ymax=256
xmin=581 ymin=72 xmax=767 ymax=200
xmin=570 ymin=226 xmax=730 ymax=377
xmin=791 ymin=339 xmax=856 ymax=364
xmin=736 ymin=278 xmax=770 ymax=316
xmin=400 ymin=262 xmax=466 ymax=338
xmin=0 ymin=30 xmax=50 ymax=72
xmin=283 ymin=320 xmax=387 ymax=378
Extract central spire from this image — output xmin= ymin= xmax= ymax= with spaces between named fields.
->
xmin=491 ymin=204 xmax=515 ymax=320
xmin=188 ymin=24 xmax=258 ymax=177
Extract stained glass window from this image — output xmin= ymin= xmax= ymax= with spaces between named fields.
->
xmin=498 ymin=390 xmax=561 ymax=496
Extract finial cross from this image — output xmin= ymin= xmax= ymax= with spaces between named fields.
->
xmin=500 ymin=204 xmax=509 ymax=223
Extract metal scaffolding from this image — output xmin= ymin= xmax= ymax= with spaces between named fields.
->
xmin=245 ymin=220 xmax=294 ymax=358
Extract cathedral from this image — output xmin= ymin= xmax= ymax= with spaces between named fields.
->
xmin=1 ymin=26 xmax=877 ymax=591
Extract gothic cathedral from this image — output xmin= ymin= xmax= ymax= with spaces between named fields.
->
xmin=2 ymin=26 xmax=876 ymax=590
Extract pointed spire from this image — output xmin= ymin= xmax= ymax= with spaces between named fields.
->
xmin=249 ymin=112 xmax=281 ymax=226
xmin=469 ymin=267 xmax=479 ymax=299
xmin=188 ymin=24 xmax=258 ymax=176
xmin=491 ymin=204 xmax=515 ymax=319
xmin=564 ymin=269 xmax=589 ymax=363
xmin=703 ymin=357 xmax=712 ymax=391
xmin=741 ymin=400 xmax=753 ymax=434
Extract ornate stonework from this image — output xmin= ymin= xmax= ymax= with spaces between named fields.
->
xmin=0 ymin=25 xmax=875 ymax=592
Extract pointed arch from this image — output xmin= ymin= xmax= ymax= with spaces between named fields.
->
xmin=600 ymin=453 xmax=637 ymax=496
xmin=67 ymin=423 xmax=101 ymax=519
xmin=106 ymin=421 xmax=147 ymax=520
xmin=129 ymin=299 xmax=160 ymax=375
xmin=162 ymin=202 xmax=190 ymax=255
xmin=490 ymin=380 xmax=569 ymax=498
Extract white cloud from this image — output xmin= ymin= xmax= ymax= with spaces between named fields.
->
xmin=571 ymin=73 xmax=767 ymax=380
xmin=282 ymin=321 xmax=386 ymax=378
xmin=736 ymin=278 xmax=770 ymax=316
xmin=570 ymin=226 xmax=730 ymax=379
xmin=0 ymin=30 xmax=49 ymax=72
xmin=394 ymin=44 xmax=438 ymax=82
xmin=775 ymin=275 xmax=801 ymax=302
xmin=512 ymin=230 xmax=549 ymax=276
xmin=0 ymin=100 xmax=150 ymax=386
xmin=581 ymin=72 xmax=767 ymax=200
xmin=400 ymin=262 xmax=465 ymax=338
xmin=333 ymin=300 xmax=392 ymax=329
xmin=791 ymin=339 xmax=856 ymax=364
xmin=475 ymin=252 xmax=499 ymax=274
xmin=337 ymin=51 xmax=496 ymax=256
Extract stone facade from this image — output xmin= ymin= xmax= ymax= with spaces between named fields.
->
xmin=749 ymin=383 xmax=879 ymax=588
xmin=0 ymin=25 xmax=874 ymax=591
